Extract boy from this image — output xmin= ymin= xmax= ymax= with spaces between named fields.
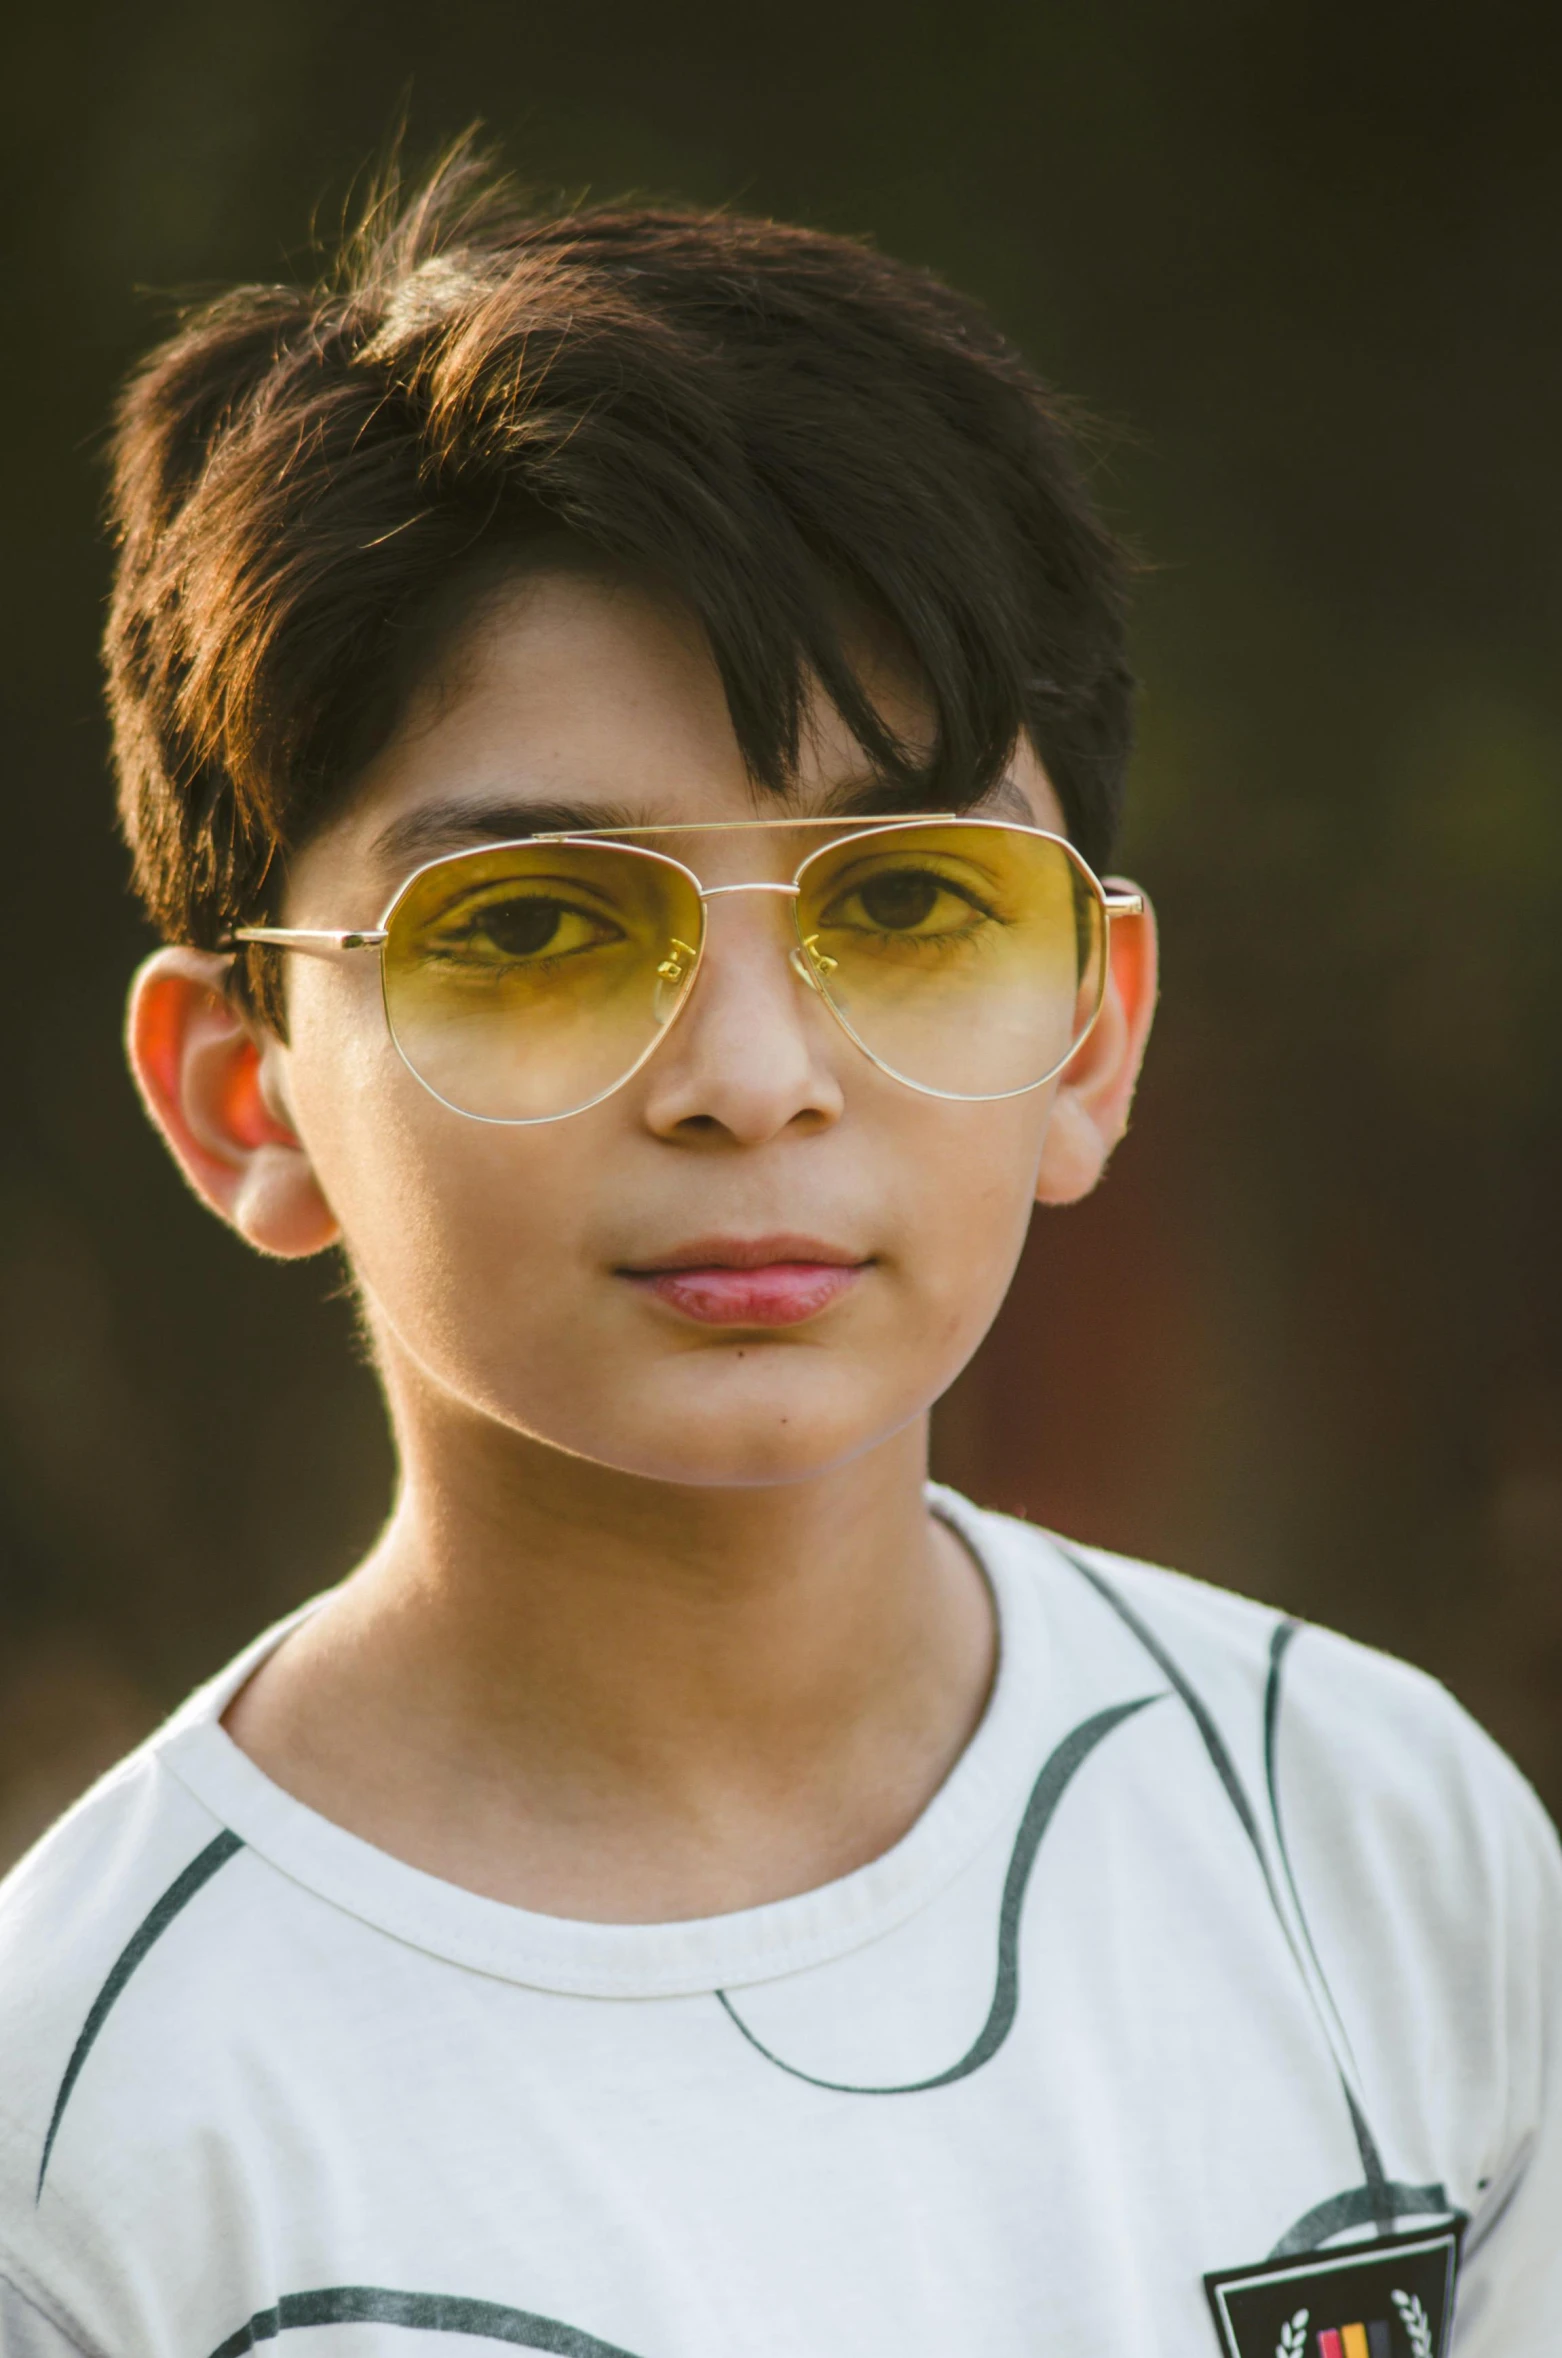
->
xmin=0 ymin=150 xmax=1556 ymax=2358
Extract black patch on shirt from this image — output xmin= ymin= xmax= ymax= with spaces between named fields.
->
xmin=1205 ymin=2220 xmax=1462 ymax=2358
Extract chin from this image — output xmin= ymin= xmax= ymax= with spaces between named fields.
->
xmin=530 ymin=1370 xmax=912 ymax=1490
xmin=578 ymin=1422 xmax=888 ymax=1490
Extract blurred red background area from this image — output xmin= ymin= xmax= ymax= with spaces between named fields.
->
xmin=3 ymin=0 xmax=1561 ymax=1866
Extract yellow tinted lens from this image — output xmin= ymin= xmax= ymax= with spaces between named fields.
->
xmin=796 ymin=822 xmax=1105 ymax=1097
xmin=382 ymin=842 xmax=703 ymax=1121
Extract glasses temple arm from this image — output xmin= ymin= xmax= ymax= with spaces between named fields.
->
xmin=227 ymin=926 xmax=388 ymax=953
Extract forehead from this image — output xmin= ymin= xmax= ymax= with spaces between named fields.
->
xmin=302 ymin=564 xmax=1060 ymax=894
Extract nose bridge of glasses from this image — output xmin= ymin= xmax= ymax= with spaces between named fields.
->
xmin=675 ymin=875 xmax=835 ymax=1002
xmin=697 ymin=879 xmax=802 ymax=901
xmin=688 ymin=876 xmax=805 ymax=960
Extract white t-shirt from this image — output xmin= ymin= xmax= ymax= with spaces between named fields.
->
xmin=0 ymin=1493 xmax=1557 ymax=2358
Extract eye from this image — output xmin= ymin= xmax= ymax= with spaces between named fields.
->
xmin=476 ymin=897 xmax=575 ymax=959
xmin=433 ymin=891 xmax=623 ymax=965
xmin=856 ymin=870 xmax=943 ymax=932
xmin=823 ymin=861 xmax=994 ymax=941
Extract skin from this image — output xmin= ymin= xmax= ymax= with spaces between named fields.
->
xmin=128 ymin=566 xmax=1157 ymax=1921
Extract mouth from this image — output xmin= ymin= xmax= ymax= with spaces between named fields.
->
xmin=616 ymin=1234 xmax=870 ymax=1328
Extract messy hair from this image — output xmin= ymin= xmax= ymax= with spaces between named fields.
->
xmin=103 ymin=145 xmax=1135 ymax=1017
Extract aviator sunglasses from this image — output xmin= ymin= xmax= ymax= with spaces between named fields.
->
xmin=234 ymin=816 xmax=1144 ymax=1126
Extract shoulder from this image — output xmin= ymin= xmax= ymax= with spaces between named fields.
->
xmin=0 ymin=1726 xmax=247 ymax=2239
xmin=946 ymin=1488 xmax=1299 ymax=1721
xmin=948 ymin=1490 xmax=1560 ymax=1910
xmin=0 ymin=1603 xmax=318 ymax=2182
xmin=959 ymin=1498 xmax=1562 ymax=2183
xmin=1071 ymin=1524 xmax=1555 ymax=1878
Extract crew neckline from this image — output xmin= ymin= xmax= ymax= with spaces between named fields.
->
xmin=156 ymin=1488 xmax=1051 ymax=1999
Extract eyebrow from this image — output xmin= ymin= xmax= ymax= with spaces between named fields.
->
xmin=369 ymin=771 xmax=1039 ymax=874
xmin=370 ymin=797 xmax=642 ymax=870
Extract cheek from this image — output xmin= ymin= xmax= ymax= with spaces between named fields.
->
xmin=279 ymin=969 xmax=602 ymax=1379
xmin=866 ymin=1086 xmax=1058 ymax=1378
xmin=899 ymin=1090 xmax=1055 ymax=1273
xmin=332 ymin=1109 xmax=612 ymax=1408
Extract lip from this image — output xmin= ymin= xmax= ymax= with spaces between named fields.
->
xmin=618 ymin=1234 xmax=870 ymax=1327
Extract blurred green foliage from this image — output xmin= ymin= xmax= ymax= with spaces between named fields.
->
xmin=2 ymin=0 xmax=1560 ymax=1847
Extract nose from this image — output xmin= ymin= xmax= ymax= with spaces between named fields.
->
xmin=638 ymin=887 xmax=847 ymax=1145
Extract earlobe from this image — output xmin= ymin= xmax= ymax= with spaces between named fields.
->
xmin=1034 ymin=889 xmax=1159 ymax=1208
xmin=126 ymin=948 xmax=341 ymax=1258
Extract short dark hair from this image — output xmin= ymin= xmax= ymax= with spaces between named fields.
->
xmin=104 ymin=147 xmax=1135 ymax=1002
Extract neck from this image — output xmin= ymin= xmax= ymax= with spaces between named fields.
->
xmin=224 ymin=1370 xmax=996 ymax=1921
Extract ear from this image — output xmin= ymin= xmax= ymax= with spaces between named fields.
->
xmin=126 ymin=947 xmax=341 ymax=1258
xmin=1034 ymin=886 xmax=1159 ymax=1206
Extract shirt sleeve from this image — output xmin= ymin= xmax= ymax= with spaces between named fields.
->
xmin=1451 ymin=1760 xmax=1562 ymax=2354
xmin=0 ymin=2278 xmax=92 ymax=2358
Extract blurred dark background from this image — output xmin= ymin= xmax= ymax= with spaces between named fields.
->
xmin=4 ymin=0 xmax=1561 ymax=1865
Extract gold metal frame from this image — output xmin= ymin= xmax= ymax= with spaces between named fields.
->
xmin=234 ymin=814 xmax=1145 ymax=1124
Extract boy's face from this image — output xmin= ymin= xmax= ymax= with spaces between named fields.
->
xmin=132 ymin=567 xmax=1156 ymax=1489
